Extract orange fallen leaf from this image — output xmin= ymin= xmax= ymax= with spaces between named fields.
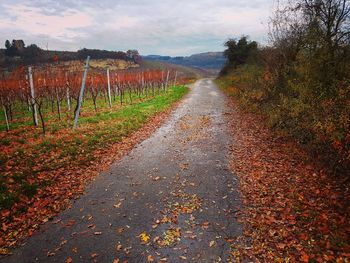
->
xmin=300 ymin=254 xmax=309 ymax=262
xmin=147 ymin=254 xmax=154 ymax=262
xmin=0 ymin=248 xmax=12 ymax=255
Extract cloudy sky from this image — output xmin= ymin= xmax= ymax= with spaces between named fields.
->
xmin=0 ymin=0 xmax=273 ymax=56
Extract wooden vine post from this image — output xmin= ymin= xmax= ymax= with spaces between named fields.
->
xmin=66 ymin=86 xmax=71 ymax=110
xmin=1 ymin=98 xmax=9 ymax=131
xmin=73 ymin=56 xmax=90 ymax=129
xmin=28 ymin=66 xmax=38 ymax=126
xmin=66 ymin=72 xmax=71 ymax=111
xmin=107 ymin=68 xmax=112 ymax=108
xmin=165 ymin=70 xmax=170 ymax=90
xmin=173 ymin=71 xmax=177 ymax=87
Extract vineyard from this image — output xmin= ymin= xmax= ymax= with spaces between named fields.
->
xmin=0 ymin=58 xmax=188 ymax=248
xmin=0 ymin=57 xmax=179 ymax=134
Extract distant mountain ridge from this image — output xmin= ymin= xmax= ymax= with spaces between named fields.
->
xmin=143 ymin=52 xmax=226 ymax=69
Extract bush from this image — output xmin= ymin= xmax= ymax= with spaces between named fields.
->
xmin=217 ymin=1 xmax=350 ymax=175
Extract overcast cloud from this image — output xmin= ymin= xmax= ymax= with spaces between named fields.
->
xmin=0 ymin=0 xmax=273 ymax=56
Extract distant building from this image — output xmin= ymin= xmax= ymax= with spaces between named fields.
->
xmin=12 ymin=40 xmax=25 ymax=51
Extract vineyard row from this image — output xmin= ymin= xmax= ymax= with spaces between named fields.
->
xmin=0 ymin=57 xmax=179 ymax=134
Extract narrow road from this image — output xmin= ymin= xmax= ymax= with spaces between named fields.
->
xmin=5 ymin=79 xmax=242 ymax=262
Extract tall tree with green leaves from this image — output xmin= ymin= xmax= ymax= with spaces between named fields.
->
xmin=220 ymin=36 xmax=258 ymax=75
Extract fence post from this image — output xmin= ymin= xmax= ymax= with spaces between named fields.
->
xmin=28 ymin=66 xmax=38 ymax=126
xmin=173 ymin=71 xmax=177 ymax=87
xmin=66 ymin=86 xmax=71 ymax=110
xmin=1 ymin=97 xmax=9 ymax=131
xmin=107 ymin=68 xmax=112 ymax=108
xmin=73 ymin=56 xmax=90 ymax=129
xmin=165 ymin=70 xmax=170 ymax=90
xmin=65 ymin=72 xmax=71 ymax=110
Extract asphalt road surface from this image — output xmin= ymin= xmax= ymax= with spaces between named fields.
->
xmin=4 ymin=79 xmax=242 ymax=263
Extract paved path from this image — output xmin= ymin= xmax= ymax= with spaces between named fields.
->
xmin=5 ymin=79 xmax=242 ymax=262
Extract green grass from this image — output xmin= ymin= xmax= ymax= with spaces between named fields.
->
xmin=0 ymin=87 xmax=185 ymax=132
xmin=77 ymin=86 xmax=188 ymax=148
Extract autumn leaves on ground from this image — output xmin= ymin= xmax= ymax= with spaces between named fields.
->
xmin=225 ymin=100 xmax=350 ymax=262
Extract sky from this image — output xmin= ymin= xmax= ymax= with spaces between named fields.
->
xmin=0 ymin=0 xmax=273 ymax=56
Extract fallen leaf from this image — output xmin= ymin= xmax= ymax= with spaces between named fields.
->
xmin=114 ymin=202 xmax=122 ymax=208
xmin=0 ymin=248 xmax=12 ymax=255
xmin=202 ymin=222 xmax=210 ymax=229
xmin=139 ymin=232 xmax=150 ymax=244
xmin=47 ymin=251 xmax=55 ymax=257
xmin=147 ymin=254 xmax=154 ymax=262
xmin=117 ymin=227 xmax=124 ymax=234
xmin=276 ymin=243 xmax=286 ymax=249
xmin=116 ymin=244 xmax=122 ymax=251
xmin=300 ymin=254 xmax=309 ymax=262
xmin=66 ymin=219 xmax=76 ymax=227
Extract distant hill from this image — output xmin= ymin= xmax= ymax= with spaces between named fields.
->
xmin=143 ymin=52 xmax=226 ymax=69
xmin=139 ymin=60 xmax=218 ymax=79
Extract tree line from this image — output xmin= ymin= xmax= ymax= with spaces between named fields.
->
xmin=219 ymin=0 xmax=350 ymax=174
xmin=1 ymin=39 xmax=142 ymax=68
